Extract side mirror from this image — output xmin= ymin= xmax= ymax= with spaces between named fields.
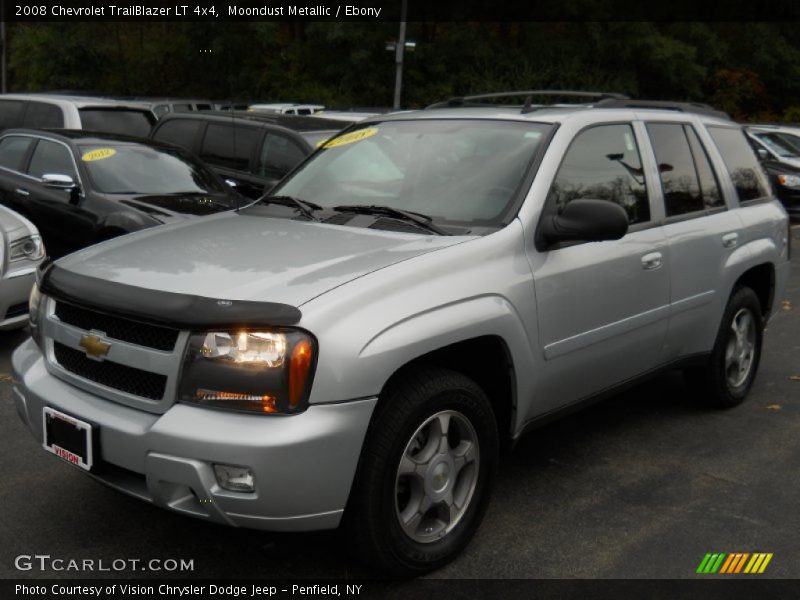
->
xmin=540 ymin=199 xmax=629 ymax=246
xmin=756 ymin=148 xmax=769 ymax=161
xmin=225 ymin=179 xmax=239 ymax=189
xmin=42 ymin=173 xmax=78 ymax=191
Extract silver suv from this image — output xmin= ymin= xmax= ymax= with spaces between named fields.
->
xmin=11 ymin=92 xmax=791 ymax=576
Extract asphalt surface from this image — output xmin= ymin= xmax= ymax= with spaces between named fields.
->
xmin=1 ymin=227 xmax=799 ymax=581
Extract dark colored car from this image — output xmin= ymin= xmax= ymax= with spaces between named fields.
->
xmin=150 ymin=111 xmax=347 ymax=199
xmin=746 ymin=125 xmax=800 ymax=218
xmin=0 ymin=129 xmax=239 ymax=258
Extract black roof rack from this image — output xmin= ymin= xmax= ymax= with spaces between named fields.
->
xmin=594 ymin=98 xmax=730 ymax=120
xmin=426 ymin=90 xmax=629 ymax=111
xmin=426 ymin=90 xmax=730 ymax=120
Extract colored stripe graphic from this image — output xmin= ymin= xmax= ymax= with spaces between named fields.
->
xmin=698 ymin=552 xmax=773 ymax=574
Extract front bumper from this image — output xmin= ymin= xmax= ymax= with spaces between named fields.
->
xmin=12 ymin=338 xmax=376 ymax=531
xmin=0 ymin=267 xmax=35 ymax=330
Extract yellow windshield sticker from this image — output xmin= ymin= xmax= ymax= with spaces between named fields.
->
xmin=82 ymin=148 xmax=117 ymax=162
xmin=323 ymin=127 xmax=378 ymax=149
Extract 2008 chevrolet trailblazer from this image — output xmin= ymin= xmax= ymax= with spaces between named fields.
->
xmin=11 ymin=92 xmax=791 ymax=575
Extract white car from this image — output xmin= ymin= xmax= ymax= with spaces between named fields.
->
xmin=0 ymin=206 xmax=45 ymax=330
xmin=248 ymin=103 xmax=325 ymax=115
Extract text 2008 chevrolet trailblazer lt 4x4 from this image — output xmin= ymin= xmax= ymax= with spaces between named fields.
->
xmin=11 ymin=92 xmax=791 ymax=575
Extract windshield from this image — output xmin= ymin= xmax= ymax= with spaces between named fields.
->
xmin=274 ymin=119 xmax=552 ymax=228
xmin=79 ymin=108 xmax=155 ymax=137
xmin=79 ymin=143 xmax=226 ymax=195
xmin=753 ymin=132 xmax=800 ymax=158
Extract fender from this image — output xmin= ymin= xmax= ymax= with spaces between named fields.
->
xmin=357 ymin=294 xmax=537 ymax=435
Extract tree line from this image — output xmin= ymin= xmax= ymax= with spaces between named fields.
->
xmin=8 ymin=22 xmax=800 ymax=121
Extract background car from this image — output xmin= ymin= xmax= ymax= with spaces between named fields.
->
xmin=0 ymin=204 xmax=44 ymax=331
xmin=129 ymin=97 xmax=215 ymax=119
xmin=248 ymin=103 xmax=325 ymax=115
xmin=150 ymin=111 xmax=347 ymax=199
xmin=746 ymin=124 xmax=800 ymax=218
xmin=0 ymin=129 xmax=240 ymax=258
xmin=0 ymin=94 xmax=157 ymax=137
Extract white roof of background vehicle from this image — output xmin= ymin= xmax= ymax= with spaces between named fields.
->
xmin=0 ymin=93 xmax=153 ymax=110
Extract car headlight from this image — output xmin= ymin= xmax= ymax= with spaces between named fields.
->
xmin=777 ymin=174 xmax=800 ymax=188
xmin=9 ymin=235 xmax=45 ymax=261
xmin=179 ymin=329 xmax=316 ymax=414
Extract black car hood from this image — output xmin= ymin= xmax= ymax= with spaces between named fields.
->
xmin=117 ymin=192 xmax=237 ymax=218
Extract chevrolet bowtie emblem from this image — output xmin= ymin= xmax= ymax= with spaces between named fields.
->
xmin=79 ymin=333 xmax=111 ymax=360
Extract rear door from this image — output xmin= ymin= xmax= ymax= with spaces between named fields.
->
xmin=199 ymin=122 xmax=264 ymax=198
xmin=530 ymin=122 xmax=671 ymax=414
xmin=642 ymin=121 xmax=745 ymax=361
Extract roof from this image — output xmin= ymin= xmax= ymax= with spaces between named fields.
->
xmin=158 ymin=110 xmax=347 ymax=132
xmin=1 ymin=128 xmax=180 ymax=151
xmin=0 ymin=93 xmax=153 ymax=111
xmin=366 ymin=104 xmax=734 ymax=128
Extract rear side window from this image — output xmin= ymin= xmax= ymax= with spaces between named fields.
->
xmin=685 ymin=127 xmax=723 ymax=209
xmin=0 ymin=136 xmax=33 ymax=171
xmin=200 ymin=123 xmax=259 ymax=171
xmin=27 ymin=139 xmax=76 ymax=180
xmin=78 ymin=108 xmax=154 ymax=137
xmin=23 ymin=101 xmax=64 ymax=128
xmin=646 ymin=123 xmax=722 ymax=216
xmin=707 ymin=126 xmax=770 ymax=202
xmin=0 ymin=100 xmax=25 ymax=130
xmin=548 ymin=123 xmax=650 ymax=225
xmin=258 ymin=133 xmax=306 ymax=178
xmin=153 ymin=119 xmax=200 ymax=150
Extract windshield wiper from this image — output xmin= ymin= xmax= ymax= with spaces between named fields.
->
xmin=258 ymin=195 xmax=322 ymax=221
xmin=332 ymin=204 xmax=449 ymax=235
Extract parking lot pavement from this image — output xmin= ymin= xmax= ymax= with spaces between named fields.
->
xmin=0 ymin=227 xmax=798 ymax=580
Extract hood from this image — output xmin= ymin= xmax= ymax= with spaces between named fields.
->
xmin=56 ymin=211 xmax=472 ymax=307
xmin=116 ymin=192 xmax=237 ymax=218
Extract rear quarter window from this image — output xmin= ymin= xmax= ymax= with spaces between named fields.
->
xmin=707 ymin=126 xmax=771 ymax=202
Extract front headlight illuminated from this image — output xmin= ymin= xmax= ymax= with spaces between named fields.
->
xmin=777 ymin=173 xmax=800 ymax=188
xmin=179 ymin=329 xmax=316 ymax=414
xmin=9 ymin=235 xmax=45 ymax=261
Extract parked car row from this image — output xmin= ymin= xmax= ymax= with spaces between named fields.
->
xmin=745 ymin=124 xmax=800 ymax=218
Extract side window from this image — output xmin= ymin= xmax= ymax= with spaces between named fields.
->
xmin=0 ymin=100 xmax=25 ymax=130
xmin=0 ymin=136 xmax=34 ymax=171
xmin=27 ymin=139 xmax=76 ymax=180
xmin=548 ymin=123 xmax=650 ymax=225
xmin=685 ymin=126 xmax=723 ymax=209
xmin=200 ymin=123 xmax=259 ymax=171
xmin=22 ymin=102 xmax=64 ymax=128
xmin=173 ymin=104 xmax=192 ymax=112
xmin=707 ymin=126 xmax=770 ymax=202
xmin=153 ymin=119 xmax=200 ymax=150
xmin=646 ymin=123 xmax=704 ymax=217
xmin=258 ymin=133 xmax=306 ymax=178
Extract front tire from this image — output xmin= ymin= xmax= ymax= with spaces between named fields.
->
xmin=345 ymin=366 xmax=499 ymax=577
xmin=685 ymin=286 xmax=763 ymax=408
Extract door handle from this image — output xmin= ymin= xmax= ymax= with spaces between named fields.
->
xmin=14 ymin=187 xmax=29 ymax=197
xmin=641 ymin=252 xmax=663 ymax=270
xmin=722 ymin=232 xmax=739 ymax=248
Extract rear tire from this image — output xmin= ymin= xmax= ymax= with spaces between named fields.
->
xmin=685 ymin=286 xmax=763 ymax=409
xmin=344 ymin=366 xmax=498 ymax=577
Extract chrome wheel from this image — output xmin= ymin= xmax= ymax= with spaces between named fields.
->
xmin=725 ymin=307 xmax=757 ymax=389
xmin=395 ymin=410 xmax=480 ymax=544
